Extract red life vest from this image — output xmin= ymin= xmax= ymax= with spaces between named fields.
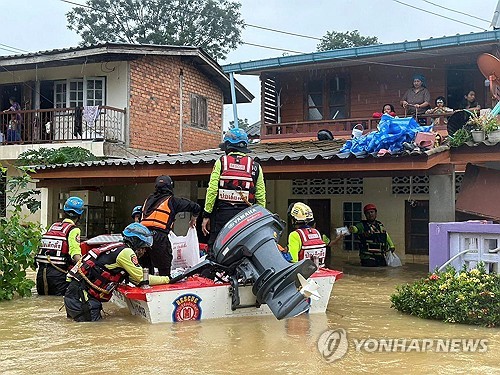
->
xmin=296 ymin=227 xmax=326 ymax=267
xmin=35 ymin=221 xmax=75 ymax=270
xmin=141 ymin=197 xmax=172 ymax=231
xmin=68 ymin=242 xmax=127 ymax=302
xmin=218 ymin=154 xmax=256 ymax=204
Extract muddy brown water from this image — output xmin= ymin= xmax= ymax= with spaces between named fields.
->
xmin=0 ymin=261 xmax=498 ymax=375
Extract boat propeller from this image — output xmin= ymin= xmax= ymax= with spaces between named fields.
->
xmin=297 ymin=273 xmax=321 ymax=300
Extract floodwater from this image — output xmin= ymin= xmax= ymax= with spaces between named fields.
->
xmin=1 ymin=260 xmax=499 ymax=375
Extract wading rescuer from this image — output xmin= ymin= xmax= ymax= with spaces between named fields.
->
xmin=35 ymin=196 xmax=84 ymax=296
xmin=285 ymin=202 xmax=327 ymax=267
xmin=201 ymin=128 xmax=266 ymax=251
xmin=64 ymin=223 xmax=170 ymax=322
xmin=349 ymin=203 xmax=395 ymax=267
xmin=141 ymin=175 xmax=200 ymax=277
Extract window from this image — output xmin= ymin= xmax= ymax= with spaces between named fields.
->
xmin=343 ymin=202 xmax=362 ymax=251
xmin=190 ymin=94 xmax=208 ymax=127
xmin=54 ymin=77 xmax=105 ymax=108
xmin=306 ymin=75 xmax=348 ymax=120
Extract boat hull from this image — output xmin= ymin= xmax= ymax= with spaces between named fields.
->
xmin=113 ymin=268 xmax=342 ymax=324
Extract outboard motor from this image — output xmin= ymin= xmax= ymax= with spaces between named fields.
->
xmin=213 ymin=205 xmax=318 ymax=319
xmin=172 ymin=206 xmax=318 ymax=320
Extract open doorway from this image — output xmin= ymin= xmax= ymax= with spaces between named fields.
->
xmin=447 ymin=64 xmax=484 ymax=109
xmin=405 ymin=200 xmax=429 ymax=255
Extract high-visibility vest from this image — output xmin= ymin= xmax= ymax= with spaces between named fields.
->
xmin=35 ymin=221 xmax=74 ymax=270
xmin=296 ymin=227 xmax=326 ymax=267
xmin=218 ymin=154 xmax=256 ymax=204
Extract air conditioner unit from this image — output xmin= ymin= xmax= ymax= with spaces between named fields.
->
xmin=69 ymin=190 xmax=103 ymax=207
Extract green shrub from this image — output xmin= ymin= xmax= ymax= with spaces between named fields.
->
xmin=0 ymin=168 xmax=42 ymax=301
xmin=390 ymin=265 xmax=500 ymax=327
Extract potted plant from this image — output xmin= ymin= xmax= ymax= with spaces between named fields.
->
xmin=482 ymin=114 xmax=500 ymax=142
xmin=466 ymin=111 xmax=486 ymax=142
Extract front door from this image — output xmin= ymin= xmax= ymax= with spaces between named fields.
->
xmin=405 ymin=200 xmax=429 ymax=255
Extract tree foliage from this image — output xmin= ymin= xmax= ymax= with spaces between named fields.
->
xmin=66 ymin=0 xmax=244 ymax=60
xmin=317 ymin=30 xmax=379 ymax=51
xmin=229 ymin=118 xmax=250 ymax=131
xmin=0 ymin=167 xmax=43 ymax=301
xmin=16 ymin=147 xmax=98 ymax=167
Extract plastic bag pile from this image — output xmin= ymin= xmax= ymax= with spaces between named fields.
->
xmin=338 ymin=114 xmax=433 ymax=157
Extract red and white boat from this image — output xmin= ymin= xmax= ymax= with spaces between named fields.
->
xmin=112 ymin=268 xmax=342 ymax=324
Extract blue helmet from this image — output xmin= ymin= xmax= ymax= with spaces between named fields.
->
xmin=122 ymin=223 xmax=153 ymax=249
xmin=221 ymin=128 xmax=251 ymax=153
xmin=131 ymin=205 xmax=142 ymax=218
xmin=63 ymin=196 xmax=84 ymax=215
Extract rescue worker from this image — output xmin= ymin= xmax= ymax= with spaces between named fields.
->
xmin=201 ymin=128 xmax=266 ymax=251
xmin=131 ymin=205 xmax=142 ymax=223
xmin=64 ymin=223 xmax=170 ymax=322
xmin=349 ymin=203 xmax=396 ymax=267
xmin=35 ymin=196 xmax=84 ymax=296
xmin=141 ymin=175 xmax=201 ymax=276
xmin=285 ymin=202 xmax=327 ymax=267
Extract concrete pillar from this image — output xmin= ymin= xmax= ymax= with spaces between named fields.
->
xmin=429 ymin=171 xmax=455 ymax=223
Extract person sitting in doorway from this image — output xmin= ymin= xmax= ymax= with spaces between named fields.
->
xmin=458 ymin=90 xmax=481 ymax=112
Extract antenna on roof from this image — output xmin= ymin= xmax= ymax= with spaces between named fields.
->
xmin=229 ymin=72 xmax=239 ymax=128
xmin=491 ymin=0 xmax=500 ymax=29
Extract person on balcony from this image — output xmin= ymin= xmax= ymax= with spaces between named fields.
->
xmin=372 ymin=104 xmax=397 ymax=119
xmin=425 ymin=96 xmax=454 ymax=125
xmin=201 ymin=128 xmax=266 ymax=254
xmin=349 ymin=203 xmax=395 ymax=267
xmin=35 ymin=197 xmax=84 ymax=296
xmin=140 ymin=175 xmax=200 ymax=277
xmin=458 ymin=90 xmax=481 ymax=113
xmin=3 ymin=97 xmax=22 ymax=142
xmin=400 ymin=74 xmax=431 ymax=124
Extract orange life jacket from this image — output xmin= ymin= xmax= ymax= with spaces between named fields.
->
xmin=141 ymin=197 xmax=172 ymax=231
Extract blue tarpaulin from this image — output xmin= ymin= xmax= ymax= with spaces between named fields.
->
xmin=338 ymin=114 xmax=433 ymax=156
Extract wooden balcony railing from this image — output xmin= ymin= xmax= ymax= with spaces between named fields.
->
xmin=261 ymin=114 xmax=449 ymax=140
xmin=0 ymin=106 xmax=126 ymax=145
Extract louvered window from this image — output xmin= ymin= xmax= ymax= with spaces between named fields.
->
xmin=191 ymin=94 xmax=208 ymax=127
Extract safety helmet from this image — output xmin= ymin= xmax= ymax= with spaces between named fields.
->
xmin=363 ymin=203 xmax=377 ymax=212
xmin=220 ymin=128 xmax=251 ymax=153
xmin=289 ymin=202 xmax=314 ymax=224
xmin=122 ymin=222 xmax=153 ymax=250
xmin=63 ymin=196 xmax=84 ymax=216
xmin=155 ymin=175 xmax=173 ymax=191
xmin=131 ymin=205 xmax=142 ymax=219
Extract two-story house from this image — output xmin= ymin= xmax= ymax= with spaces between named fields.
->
xmin=0 ymin=42 xmax=252 ymax=223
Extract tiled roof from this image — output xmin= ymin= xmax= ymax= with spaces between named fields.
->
xmin=33 ymin=139 xmax=448 ymax=171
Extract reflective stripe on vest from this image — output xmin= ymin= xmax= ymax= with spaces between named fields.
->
xmin=218 ymin=155 xmax=256 ymax=204
xmin=68 ymin=242 xmax=127 ymax=302
xmin=36 ymin=221 xmax=74 ymax=269
xmin=296 ymin=227 xmax=326 ymax=266
xmin=141 ymin=197 xmax=172 ymax=231
xmin=359 ymin=220 xmax=388 ymax=256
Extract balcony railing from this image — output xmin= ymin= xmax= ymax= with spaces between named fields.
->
xmin=261 ymin=114 xmax=449 ymax=140
xmin=0 ymin=106 xmax=126 ymax=145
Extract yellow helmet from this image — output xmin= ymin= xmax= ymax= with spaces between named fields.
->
xmin=289 ymin=202 xmax=314 ymax=224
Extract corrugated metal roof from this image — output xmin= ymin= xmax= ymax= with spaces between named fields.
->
xmin=32 ymin=139 xmax=449 ymax=171
xmin=222 ymin=30 xmax=500 ymax=74
xmin=0 ymin=42 xmax=253 ymax=104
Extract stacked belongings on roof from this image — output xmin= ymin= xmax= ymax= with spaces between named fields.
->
xmin=337 ymin=114 xmax=434 ymax=158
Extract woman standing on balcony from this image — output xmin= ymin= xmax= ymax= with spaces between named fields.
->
xmin=400 ymin=74 xmax=431 ymax=124
xmin=2 ymin=97 xmax=22 ymax=142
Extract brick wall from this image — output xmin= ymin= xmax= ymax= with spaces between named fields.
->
xmin=129 ymin=56 xmax=223 ymax=153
